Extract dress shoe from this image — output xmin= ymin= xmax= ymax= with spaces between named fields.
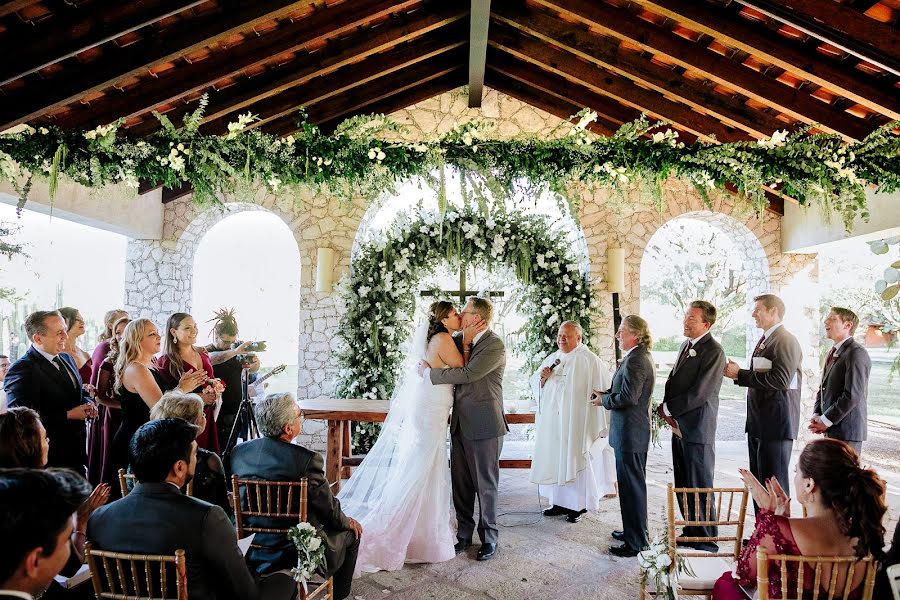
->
xmin=677 ymin=540 xmax=719 ymax=552
xmin=566 ymin=509 xmax=587 ymax=523
xmin=609 ymin=544 xmax=640 ymax=558
xmin=611 ymin=530 xmax=626 ymax=542
xmin=542 ymin=505 xmax=568 ymax=517
xmin=476 ymin=543 xmax=497 ymax=561
xmin=454 ymin=540 xmax=473 ymax=554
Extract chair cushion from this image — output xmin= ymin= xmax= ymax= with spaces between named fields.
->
xmin=678 ymin=555 xmax=734 ymax=590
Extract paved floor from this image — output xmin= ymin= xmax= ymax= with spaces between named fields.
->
xmin=348 ymin=424 xmax=900 ymax=600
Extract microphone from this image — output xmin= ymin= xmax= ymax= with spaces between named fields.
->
xmin=548 ymin=358 xmax=561 ymax=371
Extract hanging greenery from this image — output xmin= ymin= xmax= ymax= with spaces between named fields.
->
xmin=0 ymin=98 xmax=897 ymax=230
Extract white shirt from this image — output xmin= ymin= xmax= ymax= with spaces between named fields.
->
xmin=763 ymin=323 xmax=783 ymax=339
xmin=32 ymin=343 xmax=61 ymax=365
xmin=829 ymin=336 xmax=851 ymax=355
xmin=471 ymin=330 xmax=489 ymax=347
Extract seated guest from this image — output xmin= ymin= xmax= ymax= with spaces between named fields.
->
xmin=88 ymin=419 xmax=294 ymax=600
xmin=874 ymin=519 xmax=900 ymax=598
xmin=230 ymin=393 xmax=361 ymax=600
xmin=4 ymin=310 xmax=97 ymax=473
xmin=0 ymin=469 xmax=92 ymax=600
xmin=712 ymin=439 xmax=886 ymax=599
xmin=150 ymin=390 xmax=230 ymax=515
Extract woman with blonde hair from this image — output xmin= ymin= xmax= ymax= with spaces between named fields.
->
xmin=90 ymin=309 xmax=128 ymax=385
xmin=103 ymin=319 xmax=206 ymax=492
xmin=150 ymin=390 xmax=230 ymax=514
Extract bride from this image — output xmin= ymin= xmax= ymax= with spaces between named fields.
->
xmin=338 ymin=301 xmax=482 ymax=575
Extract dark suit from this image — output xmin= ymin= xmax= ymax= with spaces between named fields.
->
xmin=229 ymin=437 xmax=358 ymax=600
xmin=4 ymin=346 xmax=91 ymax=472
xmin=664 ymin=333 xmax=726 ymax=540
xmin=87 ymin=482 xmax=294 ymax=600
xmin=736 ymin=324 xmax=802 ymax=500
xmin=813 ymin=338 xmax=870 ymax=455
xmin=602 ymin=344 xmax=655 ymax=551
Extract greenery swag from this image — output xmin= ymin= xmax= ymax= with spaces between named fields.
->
xmin=0 ymin=96 xmax=897 ymax=230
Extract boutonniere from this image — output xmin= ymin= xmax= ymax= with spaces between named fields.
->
xmin=688 ymin=349 xmax=697 ymax=358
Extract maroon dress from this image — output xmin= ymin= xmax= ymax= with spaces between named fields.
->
xmin=156 ymin=352 xmax=220 ymax=453
xmin=87 ymin=359 xmax=122 ymax=485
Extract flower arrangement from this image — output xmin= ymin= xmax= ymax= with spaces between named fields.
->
xmin=638 ymin=531 xmax=694 ymax=600
xmin=287 ymin=522 xmax=326 ymax=591
xmin=202 ymin=378 xmax=225 ymax=395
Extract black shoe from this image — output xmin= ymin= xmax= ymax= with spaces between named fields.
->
xmin=609 ymin=544 xmax=640 ymax=557
xmin=542 ymin=505 xmax=568 ymax=517
xmin=693 ymin=542 xmax=719 ymax=553
xmin=611 ymin=530 xmax=625 ymax=542
xmin=454 ymin=540 xmax=472 ymax=554
xmin=566 ymin=509 xmax=587 ymax=523
xmin=476 ymin=543 xmax=497 ymax=561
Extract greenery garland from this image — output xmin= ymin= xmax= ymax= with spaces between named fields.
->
xmin=0 ymin=97 xmax=897 ymax=230
xmin=334 ymin=206 xmax=597 ymax=449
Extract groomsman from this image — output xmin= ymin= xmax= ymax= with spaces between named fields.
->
xmin=593 ymin=315 xmax=655 ymax=557
xmin=658 ymin=301 xmax=725 ymax=552
xmin=725 ymin=294 xmax=802 ymax=501
xmin=809 ymin=307 xmax=870 ymax=455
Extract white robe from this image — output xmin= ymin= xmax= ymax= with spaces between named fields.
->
xmin=529 ymin=343 xmax=616 ymax=511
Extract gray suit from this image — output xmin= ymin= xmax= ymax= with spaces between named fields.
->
xmin=813 ymin=337 xmax=870 ymax=454
xmin=663 ymin=333 xmax=726 ymax=540
xmin=736 ymin=324 xmax=802 ymax=499
xmin=430 ymin=330 xmax=508 ymax=545
xmin=602 ymin=344 xmax=655 ymax=551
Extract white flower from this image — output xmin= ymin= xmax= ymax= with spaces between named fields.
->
xmin=368 ymin=147 xmax=385 ymax=161
xmin=411 ymin=143 xmax=428 ymax=152
xmin=655 ymin=554 xmax=672 ymax=569
xmin=757 ymin=129 xmax=789 ymax=149
xmin=84 ymin=130 xmax=97 ymax=140
xmin=307 ymin=536 xmax=322 ymax=552
xmin=284 ymin=135 xmax=295 ymax=146
xmin=267 ymin=175 xmax=282 ymax=191
xmin=547 ymin=313 xmax=559 ymax=327
xmin=358 ymin=285 xmax=371 ymax=297
xmin=38 ymin=127 xmax=49 ymax=135
xmin=688 ymin=348 xmax=697 ymax=358
xmin=323 ymin=157 xmax=332 ymax=166
xmin=226 ymin=113 xmax=254 ymax=139
xmin=462 ymin=133 xmax=473 ymax=146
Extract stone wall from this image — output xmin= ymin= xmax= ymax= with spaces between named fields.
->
xmin=128 ymin=86 xmax=820 ymax=450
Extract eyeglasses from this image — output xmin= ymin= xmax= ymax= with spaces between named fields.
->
xmin=460 ymin=310 xmax=477 ymax=315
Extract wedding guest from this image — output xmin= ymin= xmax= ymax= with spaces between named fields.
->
xmin=725 ymin=294 xmax=802 ymax=503
xmin=149 ymin=390 xmax=230 ymax=515
xmin=229 ymin=393 xmax=361 ymax=600
xmin=809 ymin=307 xmax=870 ymax=455
xmin=873 ymin=520 xmax=900 ymax=598
xmin=89 ymin=310 xmax=128 ymax=386
xmin=58 ymin=307 xmax=93 ymax=385
xmin=89 ymin=419 xmax=296 ymax=600
xmin=0 ymin=354 xmax=9 ymax=412
xmin=0 ymin=469 xmax=92 ymax=600
xmin=158 ymin=313 xmax=220 ymax=453
xmin=87 ymin=316 xmax=129 ymax=485
xmin=658 ymin=301 xmax=726 ymax=552
xmin=531 ymin=321 xmax=614 ymax=523
xmin=104 ymin=319 xmax=206 ymax=490
xmin=593 ymin=315 xmax=655 ymax=557
xmin=712 ymin=439 xmax=886 ymax=599
xmin=4 ymin=310 xmax=97 ymax=473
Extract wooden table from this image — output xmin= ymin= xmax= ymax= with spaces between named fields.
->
xmin=298 ymin=398 xmax=536 ymax=493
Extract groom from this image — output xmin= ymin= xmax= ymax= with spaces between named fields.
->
xmin=419 ymin=296 xmax=508 ymax=561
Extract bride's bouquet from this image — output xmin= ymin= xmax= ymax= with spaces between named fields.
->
xmin=287 ymin=522 xmax=327 ymax=592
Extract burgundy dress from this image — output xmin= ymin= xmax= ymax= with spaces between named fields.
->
xmin=712 ymin=510 xmax=864 ymax=600
xmin=87 ymin=359 xmax=122 ymax=485
xmin=156 ymin=353 xmax=220 ymax=453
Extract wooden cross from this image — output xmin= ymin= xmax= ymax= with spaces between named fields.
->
xmin=420 ymin=264 xmax=504 ymax=304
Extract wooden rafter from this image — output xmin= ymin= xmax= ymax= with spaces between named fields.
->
xmin=630 ymin=0 xmax=900 ymax=120
xmin=468 ymin=0 xmax=491 ymax=107
xmin=0 ymin=0 xmax=38 ymax=19
xmin=50 ymin=0 xmax=429 ymax=131
xmin=0 ymin=0 xmax=314 ymax=130
xmin=492 ymin=8 xmax=785 ymax=139
xmin=0 ymin=0 xmax=209 ymax=86
xmin=534 ymin=0 xmax=876 ymax=141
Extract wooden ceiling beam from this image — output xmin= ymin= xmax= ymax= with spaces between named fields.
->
xmin=0 ymin=0 xmax=39 ymax=19
xmin=125 ymin=6 xmax=466 ymax=137
xmin=0 ymin=0 xmax=208 ymax=86
xmin=489 ymin=32 xmax=748 ymax=142
xmin=534 ymin=0 xmax=876 ymax=141
xmin=629 ymin=0 xmax=900 ymax=120
xmin=732 ymin=0 xmax=900 ymax=77
xmin=492 ymin=9 xmax=784 ymax=139
xmin=0 ymin=0 xmax=319 ymax=130
xmin=51 ymin=0 xmax=429 ymax=132
xmin=467 ymin=0 xmax=491 ymax=107
xmin=202 ymin=42 xmax=468 ymax=134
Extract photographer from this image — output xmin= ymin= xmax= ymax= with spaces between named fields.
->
xmin=206 ymin=309 xmax=262 ymax=444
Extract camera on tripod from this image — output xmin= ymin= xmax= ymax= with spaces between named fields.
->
xmin=234 ymin=340 xmax=266 ymax=366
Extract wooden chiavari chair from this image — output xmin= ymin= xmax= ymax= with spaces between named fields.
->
xmin=85 ymin=542 xmax=187 ymax=600
xmin=118 ymin=469 xmax=193 ymax=498
xmin=231 ymin=475 xmax=333 ymax=600
xmin=756 ymin=548 xmax=878 ymax=600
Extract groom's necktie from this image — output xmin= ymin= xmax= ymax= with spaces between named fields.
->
xmin=674 ymin=342 xmax=692 ymax=371
xmin=752 ymin=335 xmax=767 ymax=357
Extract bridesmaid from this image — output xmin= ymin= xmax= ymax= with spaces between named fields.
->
xmin=58 ymin=307 xmax=93 ymax=383
xmin=90 ymin=309 xmax=128 ymax=386
xmin=88 ymin=316 xmax=130 ymax=485
xmin=157 ymin=312 xmax=222 ymax=453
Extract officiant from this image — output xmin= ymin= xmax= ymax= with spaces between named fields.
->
xmin=529 ymin=321 xmax=615 ymax=523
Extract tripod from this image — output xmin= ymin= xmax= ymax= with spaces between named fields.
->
xmin=221 ymin=367 xmax=259 ymax=469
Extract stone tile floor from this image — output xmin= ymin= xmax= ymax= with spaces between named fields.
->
xmin=349 ymin=438 xmax=900 ymax=600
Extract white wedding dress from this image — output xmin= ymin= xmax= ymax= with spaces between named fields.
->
xmin=337 ymin=323 xmax=456 ymax=576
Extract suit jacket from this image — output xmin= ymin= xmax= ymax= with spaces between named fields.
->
xmin=228 ymin=437 xmax=354 ymax=576
xmin=737 ymin=325 xmax=802 ymax=440
xmin=813 ymin=338 xmax=870 ymax=442
xmin=87 ymin=482 xmax=260 ymax=600
xmin=663 ymin=334 xmax=726 ymax=444
xmin=430 ymin=330 xmax=508 ymax=441
xmin=4 ymin=346 xmax=90 ymax=470
xmin=602 ymin=344 xmax=655 ymax=453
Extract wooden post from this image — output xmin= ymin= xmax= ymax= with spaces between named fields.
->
xmin=326 ymin=420 xmax=344 ymax=493
xmin=340 ymin=421 xmax=353 ymax=480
